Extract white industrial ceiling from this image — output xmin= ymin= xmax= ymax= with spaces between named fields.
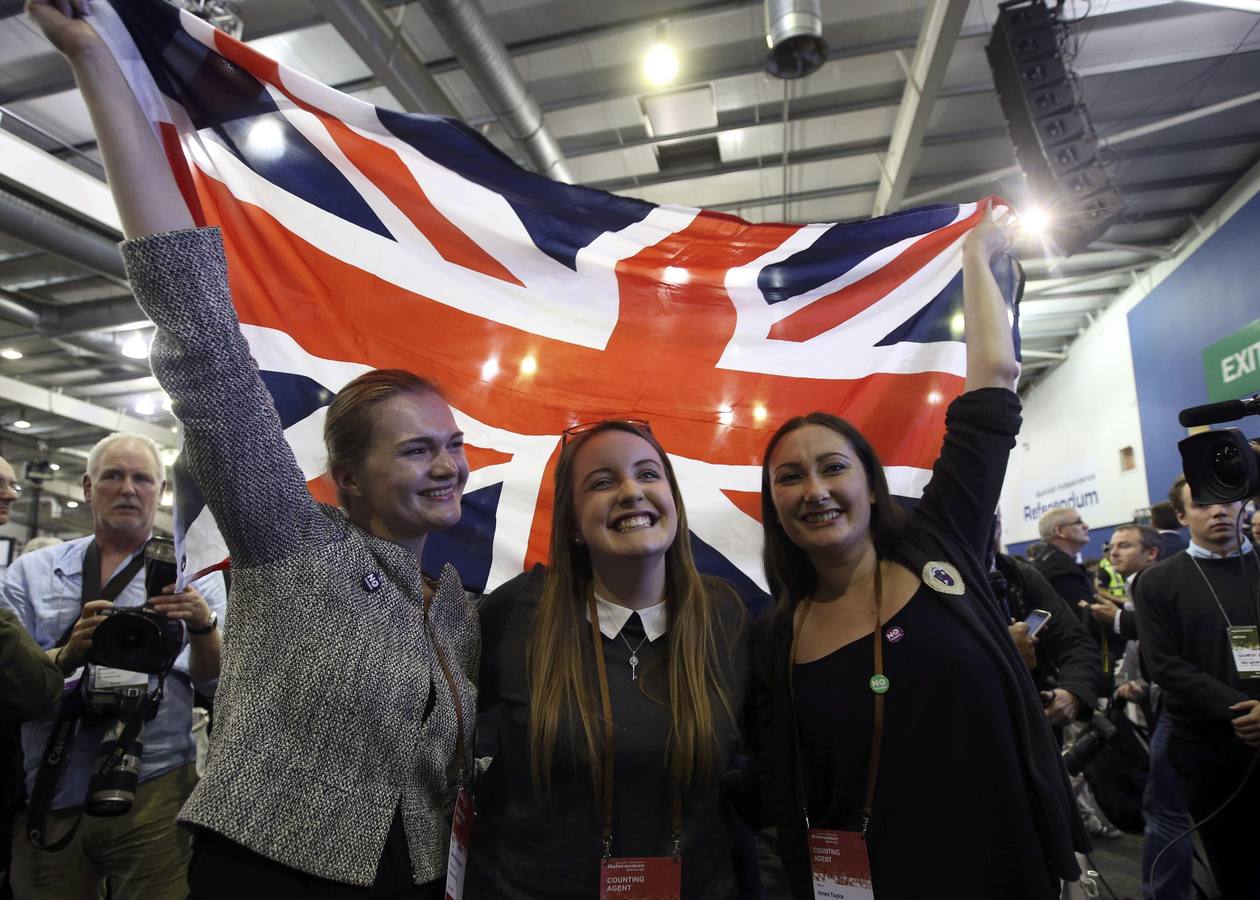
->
xmin=0 ymin=0 xmax=1257 ymax=536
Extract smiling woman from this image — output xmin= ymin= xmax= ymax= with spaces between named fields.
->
xmin=24 ymin=1 xmax=479 ymax=896
xmin=749 ymin=205 xmax=1091 ymax=900
xmin=468 ymin=421 xmax=752 ymax=899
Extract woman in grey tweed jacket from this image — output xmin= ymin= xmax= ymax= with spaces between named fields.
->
xmin=32 ymin=2 xmax=478 ymax=896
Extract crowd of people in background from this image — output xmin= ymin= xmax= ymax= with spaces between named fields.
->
xmin=1 ymin=2 xmax=1258 ymax=900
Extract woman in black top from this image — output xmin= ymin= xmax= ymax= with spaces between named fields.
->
xmin=468 ymin=421 xmax=749 ymax=898
xmin=753 ymin=205 xmax=1088 ymax=899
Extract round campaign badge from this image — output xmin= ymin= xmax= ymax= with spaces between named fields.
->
xmin=869 ymin=674 xmax=890 ymax=694
xmin=921 ymin=560 xmax=965 ymax=595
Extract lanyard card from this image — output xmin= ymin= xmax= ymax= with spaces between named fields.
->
xmin=444 ymin=788 xmax=475 ymax=900
xmin=599 ymin=856 xmax=681 ymax=899
xmin=1229 ymin=626 xmax=1260 ymax=680
xmin=808 ymin=829 xmax=874 ymax=900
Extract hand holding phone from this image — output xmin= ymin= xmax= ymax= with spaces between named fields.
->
xmin=1024 ymin=608 xmax=1053 ymax=637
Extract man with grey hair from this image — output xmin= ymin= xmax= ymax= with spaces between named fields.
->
xmin=1032 ymin=507 xmax=1095 ymax=612
xmin=0 ymin=434 xmax=226 ymax=900
xmin=0 ymin=453 xmax=18 ymax=526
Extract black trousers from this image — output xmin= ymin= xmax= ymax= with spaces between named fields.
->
xmin=187 ymin=815 xmax=444 ymax=900
xmin=1167 ymin=730 xmax=1260 ymax=899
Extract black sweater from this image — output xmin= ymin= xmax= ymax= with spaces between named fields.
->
xmin=1136 ymin=549 xmax=1260 ymax=739
xmin=750 ymin=389 xmax=1087 ymax=899
xmin=994 ymin=554 xmax=1104 ymax=711
xmin=468 ymin=567 xmax=750 ymax=899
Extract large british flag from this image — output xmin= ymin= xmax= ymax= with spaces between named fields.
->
xmin=95 ymin=0 xmax=1020 ymax=611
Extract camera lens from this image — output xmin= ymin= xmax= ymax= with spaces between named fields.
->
xmin=1210 ymin=441 xmax=1244 ymax=490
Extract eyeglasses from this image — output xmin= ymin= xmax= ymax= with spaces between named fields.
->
xmin=561 ymin=419 xmax=652 ymax=446
xmin=1060 ymin=519 xmax=1085 ymax=528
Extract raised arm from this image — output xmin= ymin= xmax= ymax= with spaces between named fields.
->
xmin=27 ymin=0 xmax=192 ymax=239
xmin=29 ymin=0 xmax=333 ymax=567
xmin=959 ymin=204 xmax=1021 ymax=393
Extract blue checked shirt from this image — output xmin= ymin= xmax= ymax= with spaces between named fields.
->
xmin=0 ymin=535 xmax=227 ymax=810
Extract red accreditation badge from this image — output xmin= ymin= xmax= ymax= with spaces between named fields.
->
xmin=444 ymin=788 xmax=475 ymax=900
xmin=599 ymin=856 xmax=682 ymax=899
xmin=807 ymin=829 xmax=874 ymax=900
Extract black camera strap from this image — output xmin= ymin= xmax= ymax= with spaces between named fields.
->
xmin=27 ymin=540 xmax=149 ymax=852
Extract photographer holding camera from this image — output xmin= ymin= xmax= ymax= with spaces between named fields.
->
xmin=0 ymin=433 xmax=226 ymax=900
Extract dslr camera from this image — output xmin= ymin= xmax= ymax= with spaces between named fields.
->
xmin=88 ymin=537 xmax=184 ymax=681
xmin=82 ymin=538 xmax=184 ymax=816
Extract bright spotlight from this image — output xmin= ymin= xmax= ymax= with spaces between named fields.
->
xmin=0 ymin=347 xmax=22 ymax=360
xmin=753 ymin=404 xmax=768 ymax=424
xmin=949 ymin=312 xmax=965 ymax=338
xmin=928 ymin=391 xmax=943 ymax=405
xmin=643 ymin=42 xmax=679 ymax=86
xmin=1019 ymin=206 xmax=1050 ymax=239
xmin=663 ymin=266 xmax=690 ymax=285
xmin=134 ymin=396 xmax=156 ymax=416
xmin=481 ymin=358 xmax=500 ymax=381
xmin=718 ymin=405 xmax=734 ymax=426
xmin=121 ymin=334 xmax=150 ymax=360
xmin=520 ymin=355 xmax=538 ymax=376
xmin=67 ymin=500 xmax=80 ymax=509
xmin=13 ymin=419 xmax=31 ymax=429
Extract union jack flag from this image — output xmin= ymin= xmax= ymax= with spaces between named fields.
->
xmin=95 ymin=0 xmax=1021 ymax=611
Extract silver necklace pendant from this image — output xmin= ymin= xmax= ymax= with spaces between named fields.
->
xmin=620 ymin=629 xmax=649 ymax=680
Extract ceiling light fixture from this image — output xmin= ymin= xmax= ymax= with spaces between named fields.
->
xmin=643 ymin=22 xmax=679 ymax=87
xmin=0 ymin=347 xmax=22 ymax=360
xmin=121 ymin=333 xmax=150 ymax=359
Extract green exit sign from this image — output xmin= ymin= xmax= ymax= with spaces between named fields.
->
xmin=1203 ymin=318 xmax=1260 ymax=403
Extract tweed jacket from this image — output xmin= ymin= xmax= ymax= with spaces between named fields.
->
xmin=120 ymin=228 xmax=479 ymax=887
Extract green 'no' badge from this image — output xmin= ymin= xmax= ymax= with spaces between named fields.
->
xmin=869 ymin=674 xmax=890 ymax=694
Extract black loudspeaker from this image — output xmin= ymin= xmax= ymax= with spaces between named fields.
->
xmin=986 ymin=0 xmax=1123 ymax=255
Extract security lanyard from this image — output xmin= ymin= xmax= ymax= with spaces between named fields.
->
xmin=586 ymin=590 xmax=683 ymax=859
xmin=789 ymin=564 xmax=885 ymax=836
xmin=1187 ymin=554 xmax=1259 ymax=629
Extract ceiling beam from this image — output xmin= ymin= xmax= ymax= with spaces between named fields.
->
xmin=871 ymin=0 xmax=969 ymax=217
xmin=903 ymin=87 xmax=1260 ymax=207
xmin=0 ymin=374 xmax=174 ymax=447
xmin=306 ymin=0 xmax=459 ymax=117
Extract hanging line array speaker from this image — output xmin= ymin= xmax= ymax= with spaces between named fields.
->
xmin=986 ymin=0 xmax=1125 ymax=256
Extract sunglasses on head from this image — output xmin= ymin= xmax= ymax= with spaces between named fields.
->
xmin=561 ymin=419 xmax=652 ymax=446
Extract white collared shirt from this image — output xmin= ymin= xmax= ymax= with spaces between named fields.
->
xmin=1186 ymin=537 xmax=1254 ymax=560
xmin=589 ymin=592 xmax=669 ymax=642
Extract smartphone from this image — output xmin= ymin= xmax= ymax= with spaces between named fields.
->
xmin=1024 ymin=608 xmax=1053 ymax=637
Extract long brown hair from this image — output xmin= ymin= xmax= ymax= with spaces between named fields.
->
xmin=323 ymin=369 xmax=442 ymax=507
xmin=760 ymin=412 xmax=905 ymax=612
xmin=526 ymin=421 xmax=740 ymax=794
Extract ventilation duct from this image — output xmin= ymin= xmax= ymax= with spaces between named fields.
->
xmin=764 ymin=0 xmax=828 ymax=79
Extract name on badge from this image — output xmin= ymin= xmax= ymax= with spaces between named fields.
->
xmin=599 ymin=856 xmax=681 ymax=899
xmin=808 ymin=829 xmax=874 ymax=900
